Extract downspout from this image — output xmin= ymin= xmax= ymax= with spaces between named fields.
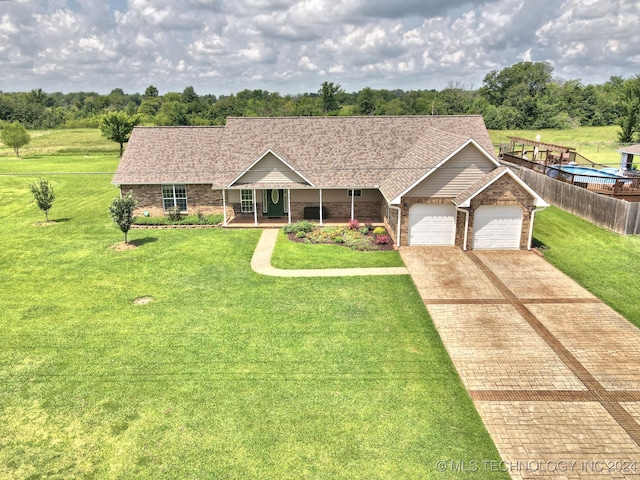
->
xmin=319 ymin=189 xmax=324 ymax=226
xmin=287 ymin=188 xmax=291 ymax=224
xmin=390 ymin=205 xmax=402 ymax=247
xmin=528 ymin=207 xmax=546 ymax=250
xmin=455 ymin=207 xmax=470 ymax=251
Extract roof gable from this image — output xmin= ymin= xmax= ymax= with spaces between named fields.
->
xmin=228 ymin=149 xmax=313 ymax=187
xmin=388 ymin=138 xmax=500 ymax=204
xmin=453 ymin=166 xmax=549 ymax=208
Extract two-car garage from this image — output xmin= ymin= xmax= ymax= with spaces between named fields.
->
xmin=408 ymin=203 xmax=523 ymax=249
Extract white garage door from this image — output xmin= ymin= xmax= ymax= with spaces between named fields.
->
xmin=473 ymin=206 xmax=523 ymax=250
xmin=409 ymin=204 xmax=457 ymax=246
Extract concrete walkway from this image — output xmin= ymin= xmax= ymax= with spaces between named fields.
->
xmin=400 ymin=247 xmax=640 ymax=480
xmin=250 ymin=229 xmax=409 ymax=277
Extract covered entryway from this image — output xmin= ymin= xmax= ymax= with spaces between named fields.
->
xmin=472 ymin=205 xmax=522 ymax=249
xmin=409 ymin=204 xmax=456 ymax=246
xmin=265 ymin=189 xmax=286 ymax=218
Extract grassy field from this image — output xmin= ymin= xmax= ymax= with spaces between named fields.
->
xmin=0 ymin=141 xmax=505 ymax=477
xmin=489 ymin=125 xmax=624 ymax=165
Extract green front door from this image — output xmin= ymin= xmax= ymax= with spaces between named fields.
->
xmin=266 ymin=189 xmax=285 ymax=217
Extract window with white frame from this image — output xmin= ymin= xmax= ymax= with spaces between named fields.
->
xmin=162 ymin=184 xmax=187 ymax=212
xmin=347 ymin=189 xmax=362 ymax=197
xmin=241 ymin=189 xmax=254 ymax=213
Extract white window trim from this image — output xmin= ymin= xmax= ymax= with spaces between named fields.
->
xmin=241 ymin=189 xmax=254 ymax=213
xmin=162 ymin=184 xmax=188 ymax=213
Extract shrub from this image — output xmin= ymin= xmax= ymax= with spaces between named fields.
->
xmin=295 ymin=231 xmax=306 ymax=239
xmin=359 ymin=226 xmax=369 ymax=235
xmin=166 ymin=207 xmax=182 ymax=222
xmin=373 ymin=226 xmax=386 ymax=236
xmin=334 ymin=236 xmax=344 ymax=243
xmin=375 ymin=234 xmax=392 ymax=245
xmin=283 ymin=220 xmax=316 ymax=234
xmin=348 ymin=219 xmax=360 ymax=230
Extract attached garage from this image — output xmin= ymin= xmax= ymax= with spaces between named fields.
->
xmin=409 ymin=204 xmax=457 ymax=245
xmin=472 ymin=205 xmax=523 ymax=250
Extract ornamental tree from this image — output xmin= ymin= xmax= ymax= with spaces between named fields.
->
xmin=108 ymin=191 xmax=137 ymax=243
xmin=29 ymin=177 xmax=55 ymax=221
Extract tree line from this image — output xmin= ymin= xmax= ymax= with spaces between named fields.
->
xmin=1 ymin=62 xmax=640 ymax=141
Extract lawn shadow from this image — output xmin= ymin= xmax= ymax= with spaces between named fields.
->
xmin=129 ymin=237 xmax=159 ymax=247
xmin=53 ymin=218 xmax=72 ymax=223
xmin=531 ymin=237 xmax=549 ymax=250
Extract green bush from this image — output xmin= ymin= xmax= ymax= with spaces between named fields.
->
xmin=133 ymin=212 xmax=223 ymax=226
xmin=373 ymin=226 xmax=386 ymax=236
xmin=167 ymin=207 xmax=183 ymax=222
xmin=295 ymin=231 xmax=306 ymax=239
xmin=283 ymin=220 xmax=316 ymax=234
xmin=359 ymin=226 xmax=370 ymax=235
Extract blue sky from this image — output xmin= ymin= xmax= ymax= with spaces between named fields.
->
xmin=0 ymin=0 xmax=638 ymax=95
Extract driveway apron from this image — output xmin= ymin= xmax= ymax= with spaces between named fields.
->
xmin=400 ymin=247 xmax=640 ymax=479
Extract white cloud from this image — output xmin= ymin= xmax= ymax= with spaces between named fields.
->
xmin=0 ymin=0 xmax=637 ymax=94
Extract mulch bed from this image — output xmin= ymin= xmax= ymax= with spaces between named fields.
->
xmin=286 ymin=231 xmax=396 ymax=251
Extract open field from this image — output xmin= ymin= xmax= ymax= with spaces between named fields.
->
xmin=0 ymin=128 xmax=117 ymax=158
xmin=0 ymin=149 xmax=504 ymax=477
xmin=489 ymin=125 xmax=625 ymax=165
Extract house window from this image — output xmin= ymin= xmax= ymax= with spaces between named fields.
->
xmin=348 ymin=189 xmax=362 ymax=197
xmin=162 ymin=184 xmax=187 ymax=212
xmin=241 ymin=189 xmax=254 ymax=213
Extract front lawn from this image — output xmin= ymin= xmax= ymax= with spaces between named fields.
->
xmin=0 ymin=152 xmax=504 ymax=478
xmin=533 ymin=206 xmax=640 ymax=327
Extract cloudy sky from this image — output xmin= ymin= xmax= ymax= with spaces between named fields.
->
xmin=0 ymin=0 xmax=638 ymax=95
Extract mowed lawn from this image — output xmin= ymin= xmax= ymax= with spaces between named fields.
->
xmin=0 ymin=152 xmax=505 ymax=478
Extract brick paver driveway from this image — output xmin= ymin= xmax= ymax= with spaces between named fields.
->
xmin=400 ymin=247 xmax=640 ymax=479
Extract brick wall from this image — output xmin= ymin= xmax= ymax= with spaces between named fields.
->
xmin=467 ymin=175 xmax=535 ymax=250
xmin=120 ymin=184 xmax=233 ymax=218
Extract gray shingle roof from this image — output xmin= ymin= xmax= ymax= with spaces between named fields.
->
xmin=112 ymin=115 xmax=496 ymax=201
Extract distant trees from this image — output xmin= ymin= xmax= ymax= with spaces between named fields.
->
xmin=99 ymin=111 xmax=140 ymax=156
xmin=320 ymin=81 xmax=342 ymax=113
xmin=109 ymin=191 xmax=137 ymax=243
xmin=0 ymin=63 xmax=638 ymax=131
xmin=29 ymin=178 xmax=55 ymax=221
xmin=1 ymin=121 xmax=31 ymax=157
xmin=617 ymin=76 xmax=640 ymax=143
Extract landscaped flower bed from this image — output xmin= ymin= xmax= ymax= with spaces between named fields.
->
xmin=283 ymin=219 xmax=394 ymax=251
xmin=133 ymin=209 xmax=224 ymax=227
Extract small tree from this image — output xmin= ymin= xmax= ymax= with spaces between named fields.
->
xmin=109 ymin=191 xmax=137 ymax=243
xmin=1 ymin=121 xmax=31 ymax=158
xmin=29 ymin=178 xmax=55 ymax=221
xmin=100 ymin=111 xmax=140 ymax=157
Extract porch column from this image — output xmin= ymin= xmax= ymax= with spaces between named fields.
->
xmin=253 ymin=189 xmax=258 ymax=226
xmin=222 ymin=188 xmax=227 ymax=226
xmin=350 ymin=189 xmax=355 ymax=220
xmin=287 ymin=188 xmax=291 ymax=224
xmin=319 ymin=189 xmax=323 ymax=226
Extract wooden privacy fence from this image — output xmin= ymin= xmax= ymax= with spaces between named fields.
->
xmin=511 ymin=166 xmax=640 ymax=235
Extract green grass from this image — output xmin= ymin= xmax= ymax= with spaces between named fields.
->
xmin=0 ymin=148 xmax=504 ymax=478
xmin=489 ymin=125 xmax=624 ymax=165
xmin=272 ymin=231 xmax=404 ymax=269
xmin=534 ymin=206 xmax=640 ymax=327
xmin=0 ymin=128 xmax=117 ymax=158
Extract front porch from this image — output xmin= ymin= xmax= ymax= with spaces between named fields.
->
xmin=223 ymin=214 xmax=384 ymax=228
